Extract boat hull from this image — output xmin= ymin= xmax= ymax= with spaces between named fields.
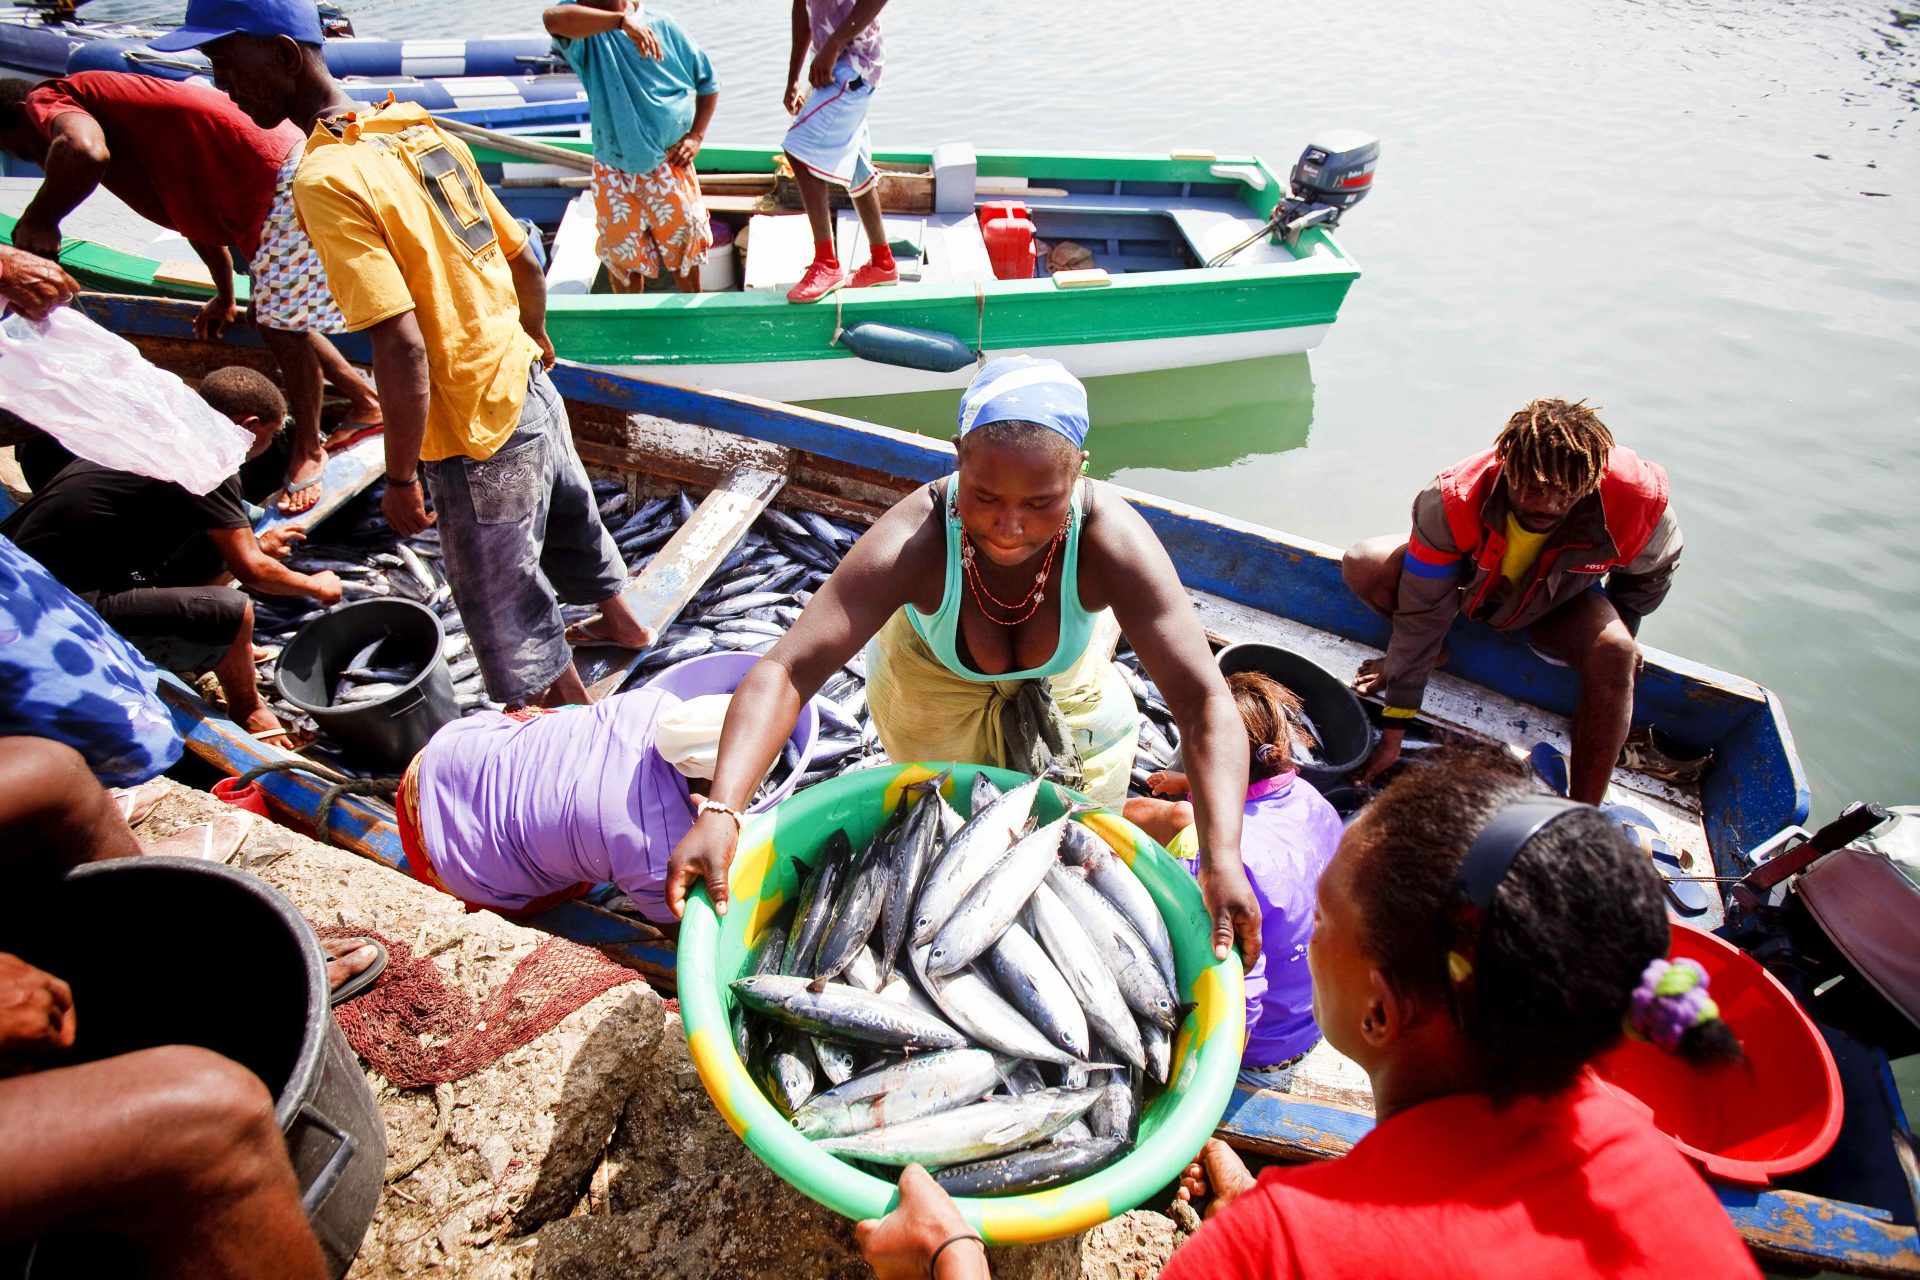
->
xmin=589 ymin=323 xmax=1332 ymax=399
xmin=80 ymin=296 xmax=1917 ymax=1279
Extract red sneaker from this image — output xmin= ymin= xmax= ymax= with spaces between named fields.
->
xmin=786 ymin=259 xmax=846 ymax=304
xmin=849 ymin=258 xmax=900 ymax=289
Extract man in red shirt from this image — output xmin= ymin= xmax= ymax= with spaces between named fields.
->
xmin=0 ymin=71 xmax=380 ymax=514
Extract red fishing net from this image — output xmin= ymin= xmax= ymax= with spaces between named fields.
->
xmin=317 ymin=925 xmax=639 ymax=1088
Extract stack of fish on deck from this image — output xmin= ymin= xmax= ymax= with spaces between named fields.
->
xmin=569 ymin=483 xmax=889 ymax=797
xmin=246 ymin=478 xmax=887 ymax=784
xmin=731 ymin=771 xmax=1182 ymax=1196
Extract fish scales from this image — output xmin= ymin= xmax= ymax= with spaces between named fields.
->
xmin=911 ymin=778 xmax=1040 ymax=946
xmin=1060 ymin=823 xmax=1179 ymax=995
xmin=813 ymin=820 xmax=897 ymax=980
xmin=926 ymin=815 xmax=1073 ymax=978
xmin=878 ymin=776 xmax=948 ymax=985
xmin=908 ymin=943 xmax=1078 ymax=1066
xmin=731 ymin=975 xmax=966 ymax=1051
xmin=985 ymin=922 xmax=1093 ymax=1061
xmin=1027 ymin=884 xmax=1146 ymax=1072
xmin=812 ymin=1088 xmax=1101 ymax=1168
xmin=1045 ymin=864 xmax=1176 ymax=1030
xmin=931 ymin=1135 xmax=1127 ymax=1196
xmin=790 ymin=1048 xmax=1002 ymax=1139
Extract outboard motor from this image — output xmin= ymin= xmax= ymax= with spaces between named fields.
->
xmin=317 ymin=2 xmax=356 ymax=38
xmin=1283 ymin=130 xmax=1380 ymax=229
xmin=1205 ymin=130 xmax=1380 ymax=266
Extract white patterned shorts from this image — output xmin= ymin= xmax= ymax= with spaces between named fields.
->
xmin=592 ymin=159 xmax=712 ymax=286
xmin=250 ymin=147 xmax=348 ymax=334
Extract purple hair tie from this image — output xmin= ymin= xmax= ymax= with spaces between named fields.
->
xmin=1625 ymin=957 xmax=1720 ymax=1052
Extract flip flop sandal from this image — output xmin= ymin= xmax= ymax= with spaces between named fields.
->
xmin=325 ymin=421 xmax=385 ymax=451
xmin=1601 ymin=802 xmax=1712 ymax=916
xmin=109 ymin=779 xmax=170 ymax=828
xmin=143 ymin=810 xmax=257 ymax=863
xmin=565 ymin=615 xmax=648 ymax=649
xmin=328 ymin=938 xmax=388 ymax=1006
xmin=254 ymin=724 xmax=315 ymax=752
xmin=1528 ymin=742 xmax=1572 ymax=797
xmin=275 ymin=471 xmax=325 ymax=513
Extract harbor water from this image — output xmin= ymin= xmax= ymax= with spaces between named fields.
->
xmin=86 ymin=0 xmax=1920 ymax=816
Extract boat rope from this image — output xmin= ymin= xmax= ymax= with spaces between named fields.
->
xmin=233 ymin=758 xmax=402 ymax=845
xmin=385 ymin=1082 xmax=456 ymax=1183
xmin=975 ymin=282 xmax=987 ymax=362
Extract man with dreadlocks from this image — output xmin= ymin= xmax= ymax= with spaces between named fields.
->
xmin=1341 ymin=399 xmax=1682 ymax=804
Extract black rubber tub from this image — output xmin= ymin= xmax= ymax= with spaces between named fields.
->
xmin=277 ymin=597 xmax=459 ymax=772
xmin=0 ymin=857 xmax=384 ymax=1278
xmin=1215 ymin=641 xmax=1375 ymax=789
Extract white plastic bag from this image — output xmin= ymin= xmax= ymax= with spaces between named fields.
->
xmin=0 ymin=306 xmax=252 ymax=494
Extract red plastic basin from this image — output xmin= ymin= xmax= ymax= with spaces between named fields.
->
xmin=1589 ymin=922 xmax=1842 ymax=1185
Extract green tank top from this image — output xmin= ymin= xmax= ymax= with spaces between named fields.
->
xmin=906 ymin=477 xmax=1099 ymax=683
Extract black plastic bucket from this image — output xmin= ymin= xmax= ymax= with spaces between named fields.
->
xmin=0 ymin=857 xmax=385 ymax=1278
xmin=277 ymin=598 xmax=459 ymax=772
xmin=1215 ymin=641 xmax=1375 ymax=789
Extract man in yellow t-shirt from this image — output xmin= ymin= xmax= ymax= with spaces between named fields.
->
xmin=170 ymin=0 xmax=653 ymax=708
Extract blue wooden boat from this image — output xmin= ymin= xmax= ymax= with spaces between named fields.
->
xmin=0 ymin=0 xmax=588 ymax=129
xmin=90 ymin=292 xmax=1915 ymax=1276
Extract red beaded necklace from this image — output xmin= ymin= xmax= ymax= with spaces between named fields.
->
xmin=960 ymin=508 xmax=1072 ymax=626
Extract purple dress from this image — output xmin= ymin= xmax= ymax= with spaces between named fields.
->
xmin=416 ymin=688 xmax=694 ymax=923
xmin=1181 ymin=770 xmax=1345 ymax=1066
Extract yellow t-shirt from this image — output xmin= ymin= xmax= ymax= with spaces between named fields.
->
xmin=1499 ymin=513 xmax=1551 ymax=586
xmin=292 ymin=102 xmax=541 ymax=463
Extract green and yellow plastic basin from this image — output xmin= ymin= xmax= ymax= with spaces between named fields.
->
xmin=677 ymin=762 xmax=1246 ymax=1244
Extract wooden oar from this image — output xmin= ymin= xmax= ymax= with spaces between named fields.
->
xmin=434 ymin=115 xmax=594 ymax=173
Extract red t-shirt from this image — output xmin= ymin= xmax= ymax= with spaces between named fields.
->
xmin=24 ymin=71 xmax=301 ymax=259
xmin=1161 ymin=1073 xmax=1761 ymax=1280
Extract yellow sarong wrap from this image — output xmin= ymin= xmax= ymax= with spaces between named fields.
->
xmin=866 ymin=609 xmax=1140 ymax=806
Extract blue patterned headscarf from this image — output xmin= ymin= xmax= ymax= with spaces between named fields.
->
xmin=0 ymin=535 xmax=182 ymax=785
xmin=956 ymin=356 xmax=1090 ymax=448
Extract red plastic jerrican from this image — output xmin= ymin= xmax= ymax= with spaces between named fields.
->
xmin=980 ymin=200 xmax=1038 ymax=281
xmin=1589 ymin=922 xmax=1843 ymax=1185
xmin=211 ymin=775 xmax=270 ymax=818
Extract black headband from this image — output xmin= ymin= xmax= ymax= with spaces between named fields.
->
xmin=1441 ymin=795 xmax=1586 ymax=1031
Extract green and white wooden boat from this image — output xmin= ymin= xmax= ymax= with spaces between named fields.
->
xmin=1 ymin=136 xmax=1371 ymax=402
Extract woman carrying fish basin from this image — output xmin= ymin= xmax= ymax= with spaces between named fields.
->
xmin=665 ymin=357 xmax=1263 ymax=966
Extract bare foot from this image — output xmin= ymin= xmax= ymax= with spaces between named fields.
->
xmin=566 ymin=610 xmax=655 ymax=650
xmin=1353 ymin=648 xmax=1450 ymax=698
xmin=278 ymin=444 xmax=327 ymax=515
xmin=1174 ymin=1139 xmax=1257 ymax=1220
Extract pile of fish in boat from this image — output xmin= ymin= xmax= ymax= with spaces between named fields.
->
xmin=244 ymin=478 xmax=893 ymax=783
xmin=248 ymin=478 xmax=1211 ymax=810
xmin=730 ymin=770 xmax=1182 ymax=1196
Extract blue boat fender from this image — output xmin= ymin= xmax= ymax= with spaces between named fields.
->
xmin=835 ymin=322 xmax=974 ymax=374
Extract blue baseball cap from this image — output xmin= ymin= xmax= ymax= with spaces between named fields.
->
xmin=148 ymin=0 xmax=324 ymax=51
xmin=956 ymin=356 xmax=1091 ymax=449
